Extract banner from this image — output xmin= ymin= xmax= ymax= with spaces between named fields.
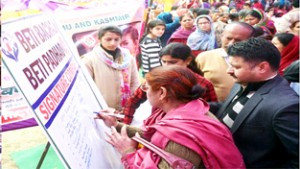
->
xmin=1 ymin=65 xmax=38 ymax=132
xmin=56 ymin=0 xmax=146 ymax=57
xmin=1 ymin=13 xmax=122 ymax=168
xmin=1 ymin=0 xmax=146 ymax=21
xmin=1 ymin=0 xmax=146 ymax=132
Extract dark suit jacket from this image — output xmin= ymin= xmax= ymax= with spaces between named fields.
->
xmin=216 ymin=75 xmax=299 ymax=168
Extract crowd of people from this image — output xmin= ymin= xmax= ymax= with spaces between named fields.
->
xmin=81 ymin=0 xmax=299 ymax=168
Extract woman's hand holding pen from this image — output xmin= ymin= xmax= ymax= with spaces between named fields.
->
xmin=94 ymin=107 xmax=119 ymax=128
xmin=95 ymin=108 xmax=137 ymax=156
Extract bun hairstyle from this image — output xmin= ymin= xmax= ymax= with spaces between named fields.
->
xmin=189 ymin=84 xmax=205 ymax=100
xmin=145 ymin=65 xmax=205 ymax=103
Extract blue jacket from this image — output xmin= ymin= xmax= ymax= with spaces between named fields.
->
xmin=157 ymin=12 xmax=180 ymax=47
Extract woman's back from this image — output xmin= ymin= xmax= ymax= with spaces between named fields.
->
xmin=129 ymin=66 xmax=245 ymax=168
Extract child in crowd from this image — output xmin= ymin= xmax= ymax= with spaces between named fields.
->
xmin=139 ymin=19 xmax=165 ymax=77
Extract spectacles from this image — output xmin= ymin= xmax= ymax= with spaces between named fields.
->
xmin=140 ymin=83 xmax=149 ymax=92
xmin=198 ymin=22 xmax=210 ymax=25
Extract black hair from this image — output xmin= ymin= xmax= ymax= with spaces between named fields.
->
xmin=98 ymin=25 xmax=122 ymax=39
xmin=139 ymin=19 xmax=165 ymax=43
xmin=292 ymin=0 xmax=299 ymax=8
xmin=97 ymin=25 xmax=123 ymax=59
xmin=253 ymin=25 xmax=273 ymax=40
xmin=159 ymin=42 xmax=204 ymax=76
xmin=227 ymin=37 xmax=281 ymax=71
xmin=193 ymin=8 xmax=211 ymax=17
xmin=229 ymin=13 xmax=239 ymax=21
xmin=179 ymin=12 xmax=194 ymax=21
xmin=245 ymin=9 xmax=262 ymax=20
xmin=274 ymin=33 xmax=295 ymax=46
xmin=238 ymin=9 xmax=250 ymax=18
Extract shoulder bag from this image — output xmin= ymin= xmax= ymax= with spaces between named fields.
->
xmin=132 ymin=136 xmax=195 ymax=169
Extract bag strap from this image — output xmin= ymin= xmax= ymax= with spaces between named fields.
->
xmin=132 ymin=136 xmax=195 ymax=169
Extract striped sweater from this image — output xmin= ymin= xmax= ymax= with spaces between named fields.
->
xmin=140 ymin=36 xmax=162 ymax=73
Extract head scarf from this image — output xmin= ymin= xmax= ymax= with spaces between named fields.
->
xmin=157 ymin=12 xmax=173 ymax=24
xmin=253 ymin=8 xmax=277 ymax=34
xmin=187 ymin=15 xmax=217 ymax=50
xmin=279 ymin=35 xmax=300 ymax=75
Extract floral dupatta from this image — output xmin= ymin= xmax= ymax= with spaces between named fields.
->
xmin=95 ymin=45 xmax=132 ymax=107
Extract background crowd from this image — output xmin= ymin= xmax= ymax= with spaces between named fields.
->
xmin=82 ymin=0 xmax=299 ymax=168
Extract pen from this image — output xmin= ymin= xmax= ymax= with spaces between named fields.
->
xmin=93 ymin=111 xmax=125 ymax=119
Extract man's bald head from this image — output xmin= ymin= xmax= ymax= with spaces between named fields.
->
xmin=221 ymin=22 xmax=255 ymax=51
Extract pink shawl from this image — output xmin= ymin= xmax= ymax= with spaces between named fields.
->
xmin=122 ymin=100 xmax=245 ymax=169
xmin=167 ymin=26 xmax=196 ymax=44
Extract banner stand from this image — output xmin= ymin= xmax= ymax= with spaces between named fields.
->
xmin=36 ymin=142 xmax=51 ymax=169
xmin=2 ymin=13 xmax=124 ymax=169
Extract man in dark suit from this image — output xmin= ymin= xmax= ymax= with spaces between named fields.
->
xmin=215 ymin=37 xmax=299 ymax=168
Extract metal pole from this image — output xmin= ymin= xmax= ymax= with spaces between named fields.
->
xmin=36 ymin=142 xmax=51 ymax=169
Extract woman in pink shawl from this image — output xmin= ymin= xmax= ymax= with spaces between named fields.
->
xmin=97 ymin=66 xmax=245 ymax=169
xmin=167 ymin=12 xmax=196 ymax=45
xmin=271 ymin=33 xmax=299 ymax=75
